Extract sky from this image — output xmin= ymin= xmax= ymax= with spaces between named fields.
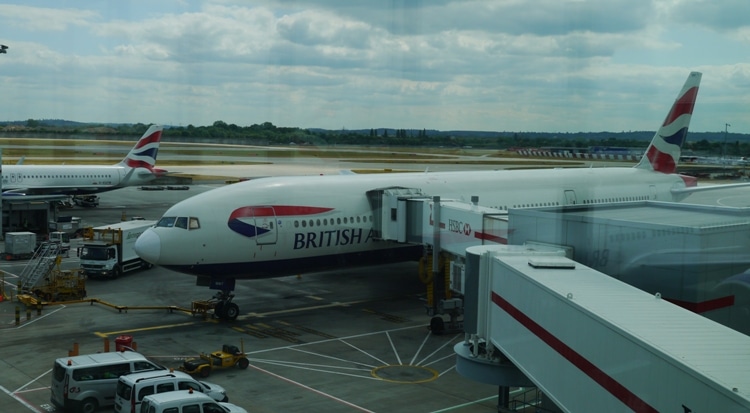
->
xmin=1 ymin=0 xmax=749 ymax=134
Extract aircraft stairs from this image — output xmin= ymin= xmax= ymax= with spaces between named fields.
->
xmin=18 ymin=242 xmax=62 ymax=294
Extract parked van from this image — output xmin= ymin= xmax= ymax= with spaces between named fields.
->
xmin=139 ymin=390 xmax=247 ymax=413
xmin=115 ymin=370 xmax=227 ymax=413
xmin=50 ymin=351 xmax=165 ymax=413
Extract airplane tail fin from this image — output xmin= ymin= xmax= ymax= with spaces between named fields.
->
xmin=117 ymin=125 xmax=163 ymax=171
xmin=635 ymin=72 xmax=701 ymax=174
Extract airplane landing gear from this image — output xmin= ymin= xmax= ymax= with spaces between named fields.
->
xmin=212 ymin=291 xmax=239 ymax=321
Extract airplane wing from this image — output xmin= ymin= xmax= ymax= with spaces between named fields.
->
xmin=1 ymin=192 xmax=72 ymax=202
xmin=2 ymin=185 xmax=109 ymax=198
xmin=671 ymin=181 xmax=750 ymax=196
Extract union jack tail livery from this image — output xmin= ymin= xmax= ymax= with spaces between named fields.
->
xmin=118 ymin=124 xmax=163 ymax=171
xmin=636 ymin=71 xmax=701 ymax=174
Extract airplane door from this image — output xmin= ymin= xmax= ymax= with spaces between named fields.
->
xmin=563 ymin=190 xmax=577 ymax=205
xmin=252 ymin=206 xmax=277 ymax=245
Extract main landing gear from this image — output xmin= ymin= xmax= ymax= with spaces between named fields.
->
xmin=212 ymin=291 xmax=240 ymax=321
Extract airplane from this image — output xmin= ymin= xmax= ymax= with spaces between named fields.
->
xmin=136 ymin=72 xmax=723 ymax=320
xmin=1 ymin=125 xmax=164 ymax=200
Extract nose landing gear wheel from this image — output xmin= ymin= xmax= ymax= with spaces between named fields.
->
xmin=224 ymin=303 xmax=240 ymax=320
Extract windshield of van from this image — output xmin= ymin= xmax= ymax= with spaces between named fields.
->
xmin=116 ymin=381 xmax=132 ymax=400
xmin=52 ymin=361 xmax=65 ymax=382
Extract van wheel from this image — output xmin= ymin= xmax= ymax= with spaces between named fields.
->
xmin=80 ymin=398 xmax=98 ymax=413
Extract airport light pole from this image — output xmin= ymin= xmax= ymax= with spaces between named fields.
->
xmin=0 ymin=45 xmax=6 ymax=239
xmin=723 ymin=123 xmax=731 ymax=165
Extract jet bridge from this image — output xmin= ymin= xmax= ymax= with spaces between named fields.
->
xmin=368 ymin=188 xmax=565 ymax=334
xmin=369 ymin=191 xmax=750 ymax=411
xmin=457 ymin=248 xmax=750 ymax=412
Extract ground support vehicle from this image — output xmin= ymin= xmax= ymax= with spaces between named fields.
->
xmin=48 ymin=231 xmax=71 ymax=257
xmin=140 ymin=390 xmax=247 ymax=413
xmin=189 ymin=291 xmax=239 ymax=320
xmin=50 ymin=351 xmax=164 ymax=413
xmin=3 ymin=231 xmax=36 ymax=260
xmin=72 ymin=195 xmax=99 ymax=207
xmin=49 ymin=216 xmax=83 ymax=237
xmin=78 ymin=220 xmax=156 ymax=279
xmin=20 ymin=268 xmax=87 ymax=304
xmin=179 ymin=343 xmax=249 ymax=378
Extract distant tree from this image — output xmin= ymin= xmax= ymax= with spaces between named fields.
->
xmin=26 ymin=119 xmax=39 ymax=127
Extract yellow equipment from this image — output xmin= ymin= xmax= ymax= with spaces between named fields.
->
xmin=179 ymin=342 xmax=249 ymax=378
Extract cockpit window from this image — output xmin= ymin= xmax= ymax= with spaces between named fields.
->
xmin=156 ymin=217 xmax=176 ymax=228
xmin=175 ymin=217 xmax=188 ymax=229
xmin=156 ymin=216 xmax=200 ymax=230
xmin=189 ymin=217 xmax=200 ymax=229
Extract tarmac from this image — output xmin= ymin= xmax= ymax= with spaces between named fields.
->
xmin=0 ymin=183 xmax=504 ymax=413
xmin=2 ymin=155 xmax=749 ymax=413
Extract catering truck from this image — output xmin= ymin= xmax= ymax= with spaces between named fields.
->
xmin=78 ymin=220 xmax=156 ymax=279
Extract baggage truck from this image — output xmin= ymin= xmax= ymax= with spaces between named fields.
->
xmin=78 ymin=220 xmax=156 ymax=279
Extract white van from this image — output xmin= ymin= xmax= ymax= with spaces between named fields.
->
xmin=115 ymin=370 xmax=227 ymax=413
xmin=50 ymin=351 xmax=165 ymax=413
xmin=139 ymin=390 xmax=247 ymax=413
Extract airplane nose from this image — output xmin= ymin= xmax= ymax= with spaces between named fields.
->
xmin=135 ymin=229 xmax=161 ymax=264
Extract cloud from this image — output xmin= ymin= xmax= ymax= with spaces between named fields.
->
xmin=0 ymin=1 xmax=749 ymax=132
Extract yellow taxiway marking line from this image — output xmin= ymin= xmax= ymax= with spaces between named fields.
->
xmin=94 ymin=321 xmax=197 ymax=338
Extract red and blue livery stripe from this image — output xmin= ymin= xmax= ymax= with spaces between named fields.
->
xmin=228 ymin=205 xmax=334 ymax=238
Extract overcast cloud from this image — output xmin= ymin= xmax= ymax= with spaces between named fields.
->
xmin=0 ymin=0 xmax=749 ymax=133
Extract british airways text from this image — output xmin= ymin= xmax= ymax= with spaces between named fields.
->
xmin=294 ymin=228 xmax=374 ymax=249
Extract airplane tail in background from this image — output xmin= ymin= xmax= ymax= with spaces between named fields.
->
xmin=635 ymin=72 xmax=701 ymax=174
xmin=117 ymin=124 xmax=163 ymax=171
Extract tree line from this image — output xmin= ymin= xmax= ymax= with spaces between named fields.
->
xmin=1 ymin=119 xmax=748 ymax=157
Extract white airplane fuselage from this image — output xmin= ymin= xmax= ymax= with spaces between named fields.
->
xmin=135 ymin=167 xmax=690 ymax=279
xmin=0 ymin=125 xmax=163 ymax=198
xmin=1 ymin=164 xmax=156 ymax=195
